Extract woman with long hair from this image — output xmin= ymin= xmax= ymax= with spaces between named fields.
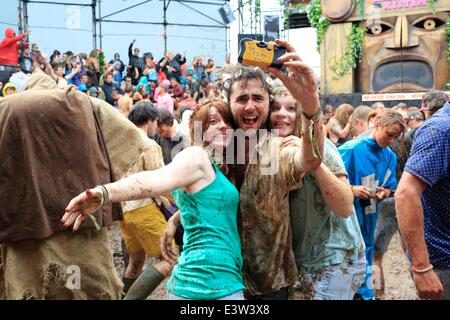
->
xmin=86 ymin=49 xmax=100 ymax=86
xmin=62 ymin=100 xmax=245 ymax=300
xmin=268 ymin=87 xmax=365 ymax=300
xmin=326 ymin=103 xmax=354 ymax=147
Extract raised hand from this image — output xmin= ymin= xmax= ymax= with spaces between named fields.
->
xmin=267 ymin=39 xmax=319 ymax=117
xmin=61 ymin=188 xmax=103 ymax=231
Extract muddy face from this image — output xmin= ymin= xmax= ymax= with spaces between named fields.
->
xmin=358 ymin=12 xmax=448 ymax=93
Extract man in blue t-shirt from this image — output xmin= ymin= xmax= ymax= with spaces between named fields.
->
xmin=396 ymin=101 xmax=450 ymax=300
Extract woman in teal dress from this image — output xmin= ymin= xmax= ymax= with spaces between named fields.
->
xmin=62 ymin=100 xmax=244 ymax=300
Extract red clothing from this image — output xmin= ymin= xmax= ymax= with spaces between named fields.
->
xmin=0 ymin=28 xmax=27 ymax=65
xmin=171 ymin=83 xmax=184 ymax=98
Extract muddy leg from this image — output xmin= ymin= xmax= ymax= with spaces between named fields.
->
xmin=373 ymin=252 xmax=385 ymax=298
xmin=124 ymin=260 xmax=173 ymax=300
xmin=122 ymin=250 xmax=146 ymax=294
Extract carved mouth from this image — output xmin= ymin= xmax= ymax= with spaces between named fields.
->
xmin=373 ymin=61 xmax=434 ymax=92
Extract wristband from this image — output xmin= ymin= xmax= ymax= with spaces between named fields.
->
xmin=302 ymin=108 xmax=321 ymax=122
xmin=302 ymin=108 xmax=323 ymax=160
xmin=412 ymin=264 xmax=433 ymax=274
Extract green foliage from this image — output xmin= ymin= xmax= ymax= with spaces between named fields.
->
xmin=255 ymin=0 xmax=261 ymax=20
xmin=282 ymin=1 xmax=307 ymax=29
xmin=353 ymin=0 xmax=364 ymax=20
xmin=428 ymin=0 xmax=437 ymax=14
xmin=305 ymin=0 xmax=331 ymax=51
xmin=447 ymin=16 xmax=450 ymax=59
xmin=98 ymin=49 xmax=105 ymax=75
xmin=330 ymin=24 xmax=366 ymax=80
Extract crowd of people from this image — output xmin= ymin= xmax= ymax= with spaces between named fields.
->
xmin=0 ymin=29 xmax=228 ymax=119
xmin=0 ymin=28 xmax=449 ymax=301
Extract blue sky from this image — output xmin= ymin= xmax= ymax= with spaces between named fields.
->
xmin=0 ymin=0 xmax=228 ymax=64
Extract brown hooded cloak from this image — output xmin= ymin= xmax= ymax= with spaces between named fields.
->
xmin=0 ymin=70 xmax=113 ymax=242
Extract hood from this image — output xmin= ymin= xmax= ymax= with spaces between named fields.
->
xmin=23 ymin=69 xmax=58 ymax=91
xmin=2 ymin=82 xmax=16 ymax=96
xmin=5 ymin=28 xmax=16 ymax=38
xmin=89 ymin=87 xmax=99 ymax=94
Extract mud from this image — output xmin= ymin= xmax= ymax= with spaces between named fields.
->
xmin=108 ymin=225 xmax=418 ymax=300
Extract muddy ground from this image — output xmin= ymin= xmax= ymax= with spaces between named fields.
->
xmin=108 ymin=225 xmax=417 ymax=300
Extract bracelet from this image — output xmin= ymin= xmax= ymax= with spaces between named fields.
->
xmin=412 ymin=264 xmax=433 ymax=273
xmin=302 ymin=108 xmax=322 ymax=122
xmin=95 ymin=185 xmax=110 ymax=206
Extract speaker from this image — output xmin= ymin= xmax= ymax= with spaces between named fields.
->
xmin=218 ymin=3 xmax=236 ymax=25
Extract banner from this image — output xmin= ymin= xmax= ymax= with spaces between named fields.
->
xmin=264 ymin=15 xmax=280 ymax=42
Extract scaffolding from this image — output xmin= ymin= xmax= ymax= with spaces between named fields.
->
xmin=17 ymin=0 xmax=231 ymax=54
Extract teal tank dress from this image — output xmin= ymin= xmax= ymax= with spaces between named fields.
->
xmin=167 ymin=161 xmax=244 ymax=299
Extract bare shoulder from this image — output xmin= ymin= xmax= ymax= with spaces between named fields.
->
xmin=171 ymin=146 xmax=210 ymax=169
xmin=169 ymin=146 xmax=212 ymax=186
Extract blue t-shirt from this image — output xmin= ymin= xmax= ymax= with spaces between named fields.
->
xmin=404 ymin=102 xmax=450 ymax=269
xmin=78 ymin=83 xmax=87 ymax=92
xmin=339 ymin=137 xmax=397 ymax=300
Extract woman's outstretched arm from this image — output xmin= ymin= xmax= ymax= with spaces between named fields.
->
xmin=62 ymin=147 xmax=207 ymax=231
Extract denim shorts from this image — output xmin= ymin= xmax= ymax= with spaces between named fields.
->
xmin=374 ymin=197 xmax=398 ymax=254
xmin=168 ymin=290 xmax=245 ymax=300
xmin=291 ymin=256 xmax=366 ymax=300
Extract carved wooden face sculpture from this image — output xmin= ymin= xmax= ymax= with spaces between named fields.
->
xmin=358 ymin=12 xmax=448 ymax=93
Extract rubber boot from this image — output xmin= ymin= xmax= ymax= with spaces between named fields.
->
xmin=124 ymin=265 xmax=164 ymax=300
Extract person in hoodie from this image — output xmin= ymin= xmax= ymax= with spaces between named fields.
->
xmin=1 ymin=82 xmax=16 ymax=97
xmin=0 ymin=69 xmax=123 ymax=299
xmin=0 ymin=28 xmax=31 ymax=85
xmin=0 ymin=28 xmax=31 ymax=65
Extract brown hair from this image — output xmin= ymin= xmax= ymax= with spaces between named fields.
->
xmin=89 ymin=49 xmax=98 ymax=59
xmin=270 ymin=86 xmax=302 ymax=137
xmin=375 ymin=109 xmax=406 ymax=140
xmin=190 ymin=99 xmax=235 ymax=147
xmin=334 ymin=103 xmax=354 ymax=127
xmin=350 ymin=105 xmax=372 ymax=126
xmin=225 ymin=66 xmax=272 ymax=104
xmin=422 ymin=90 xmax=449 ymax=116
xmin=376 ymin=109 xmax=405 ymax=127
xmin=190 ymin=100 xmax=235 ymax=178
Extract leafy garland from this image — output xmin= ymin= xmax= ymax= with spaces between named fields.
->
xmin=305 ymin=0 xmax=364 ymax=79
xmin=306 ymin=0 xmax=330 ymax=52
xmin=330 ymin=24 xmax=366 ymax=80
xmin=248 ymin=0 xmax=262 ymax=34
xmin=255 ymin=0 xmax=261 ymax=21
xmin=428 ymin=0 xmax=437 ymax=14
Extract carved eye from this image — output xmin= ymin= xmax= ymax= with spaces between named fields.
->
xmin=366 ymin=22 xmax=392 ymax=36
xmin=413 ymin=17 xmax=445 ymax=30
